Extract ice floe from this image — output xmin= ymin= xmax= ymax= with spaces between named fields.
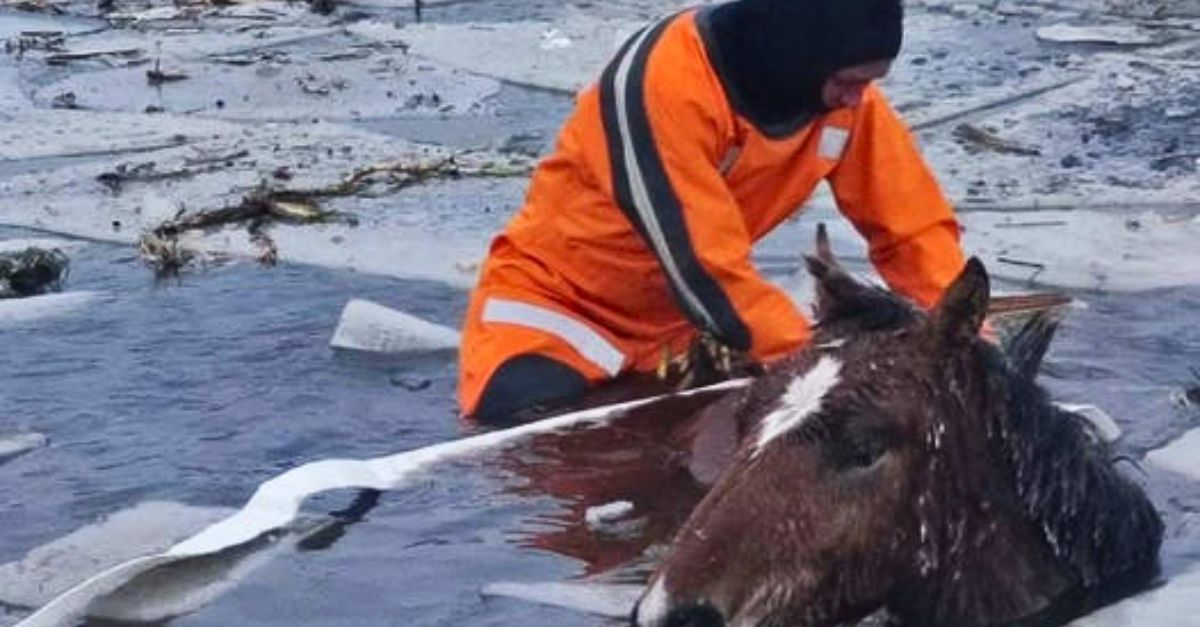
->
xmin=0 ymin=291 xmax=101 ymax=326
xmin=481 ymin=580 xmax=643 ymax=618
xmin=0 ymin=501 xmax=341 ymax=626
xmin=0 ymin=68 xmax=26 ymax=112
xmin=960 ymin=209 xmax=1200 ymax=291
xmin=778 ymin=198 xmax=1200 ymax=293
xmin=1036 ymin=23 xmax=1167 ymax=45
xmin=0 ymin=432 xmax=48 ymax=465
xmin=1147 ymin=428 xmax=1200 ymax=481
xmin=0 ymin=239 xmax=80 ymax=254
xmin=0 ymin=110 xmax=239 ymax=161
xmin=0 ymin=118 xmax=524 ymax=286
xmin=584 ymin=500 xmax=642 ymax=537
xmin=1057 ymin=403 xmax=1123 ymax=442
xmin=0 ymin=501 xmax=232 ymax=611
xmin=329 ymin=298 xmax=460 ymax=354
xmin=1070 ymin=563 xmax=1200 ymax=626
xmin=389 ymin=13 xmax=643 ymax=93
xmin=32 ymin=41 xmax=498 ymax=121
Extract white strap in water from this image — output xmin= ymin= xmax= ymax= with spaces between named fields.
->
xmin=14 ymin=378 xmax=750 ymax=627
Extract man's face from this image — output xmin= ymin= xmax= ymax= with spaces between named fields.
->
xmin=821 ymin=59 xmax=892 ymax=110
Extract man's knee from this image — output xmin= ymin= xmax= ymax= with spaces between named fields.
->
xmin=472 ymin=354 xmax=589 ymax=425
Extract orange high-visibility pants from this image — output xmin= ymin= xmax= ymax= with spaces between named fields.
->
xmin=457 ymin=239 xmax=700 ymax=418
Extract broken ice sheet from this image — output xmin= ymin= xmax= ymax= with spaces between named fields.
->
xmin=330 ymin=298 xmax=460 ymax=354
xmin=0 ymin=432 xmax=48 ymax=465
xmin=0 ymin=291 xmax=102 ymax=327
xmin=0 ymin=502 xmax=233 ymax=611
xmin=30 ymin=47 xmax=498 ymax=121
xmin=1147 ymin=428 xmax=1200 ymax=481
xmin=960 ymin=209 xmax=1200 ymax=291
xmin=0 ymin=109 xmax=235 ymax=160
xmin=482 ymin=580 xmax=643 ymax=618
xmin=0 ymin=500 xmax=338 ymax=625
xmin=380 ymin=13 xmax=643 ymax=94
xmin=1036 ymin=23 xmax=1167 ymax=46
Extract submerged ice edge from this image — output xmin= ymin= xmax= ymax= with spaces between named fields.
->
xmin=12 ymin=378 xmax=750 ymax=627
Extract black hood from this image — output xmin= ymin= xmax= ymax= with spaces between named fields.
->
xmin=700 ymin=0 xmax=904 ymax=137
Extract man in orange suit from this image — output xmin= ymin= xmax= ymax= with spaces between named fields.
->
xmin=459 ymin=0 xmax=968 ymax=423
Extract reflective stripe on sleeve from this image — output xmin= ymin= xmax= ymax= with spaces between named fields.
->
xmin=598 ymin=14 xmax=752 ymax=351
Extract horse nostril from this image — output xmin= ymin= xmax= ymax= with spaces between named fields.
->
xmin=664 ymin=604 xmax=726 ymax=627
xmin=632 ymin=597 xmax=725 ymax=627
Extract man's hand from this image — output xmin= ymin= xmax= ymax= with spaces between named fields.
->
xmin=658 ymin=333 xmax=760 ymax=390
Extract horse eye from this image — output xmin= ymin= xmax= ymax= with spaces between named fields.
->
xmin=823 ymin=426 xmax=891 ymax=471
xmin=848 ymin=433 xmax=887 ymax=467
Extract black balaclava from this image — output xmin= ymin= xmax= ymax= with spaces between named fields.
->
xmin=702 ymin=0 xmax=904 ymax=136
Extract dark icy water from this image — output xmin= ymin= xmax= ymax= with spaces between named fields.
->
xmin=1 ymin=224 xmax=1198 ymax=626
xmin=1 ymin=0 xmax=1197 ymax=624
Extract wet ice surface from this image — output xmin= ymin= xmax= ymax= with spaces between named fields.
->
xmin=1 ymin=0 xmax=1199 ymax=624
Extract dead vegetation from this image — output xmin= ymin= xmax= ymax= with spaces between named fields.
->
xmin=0 ymin=247 xmax=71 ymax=298
xmin=3 ymin=31 xmax=66 ymax=59
xmin=137 ymin=152 xmax=533 ymax=277
xmin=953 ymin=123 xmax=1042 ymax=156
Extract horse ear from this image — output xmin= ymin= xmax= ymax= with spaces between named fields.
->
xmin=931 ymin=258 xmax=990 ymax=345
xmin=804 ymin=256 xmax=871 ymax=323
xmin=805 ymin=223 xmax=865 ymax=320
xmin=1003 ymin=309 xmax=1062 ymax=380
xmin=815 ymin=222 xmax=835 ymax=264
xmin=805 ymin=223 xmax=839 ymax=284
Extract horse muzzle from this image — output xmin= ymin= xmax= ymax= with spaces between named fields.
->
xmin=632 ymin=577 xmax=727 ymax=627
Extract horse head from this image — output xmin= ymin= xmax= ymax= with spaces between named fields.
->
xmin=633 ymin=227 xmax=1162 ymax=627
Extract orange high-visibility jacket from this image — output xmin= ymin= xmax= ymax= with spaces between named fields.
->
xmin=459 ymin=10 xmax=965 ymax=413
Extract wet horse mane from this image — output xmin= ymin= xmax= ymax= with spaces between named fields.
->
xmin=793 ymin=228 xmax=1163 ymax=625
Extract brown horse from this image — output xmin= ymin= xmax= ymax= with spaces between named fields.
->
xmin=633 ymin=239 xmax=1163 ymax=626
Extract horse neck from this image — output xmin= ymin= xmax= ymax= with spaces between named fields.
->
xmin=995 ymin=372 xmax=1163 ymax=588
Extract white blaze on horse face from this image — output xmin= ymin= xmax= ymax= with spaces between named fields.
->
xmin=754 ymin=357 xmax=843 ymax=457
xmin=636 ymin=576 xmax=672 ymax=627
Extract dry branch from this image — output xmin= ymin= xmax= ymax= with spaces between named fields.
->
xmin=137 ymin=152 xmax=533 ymax=276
